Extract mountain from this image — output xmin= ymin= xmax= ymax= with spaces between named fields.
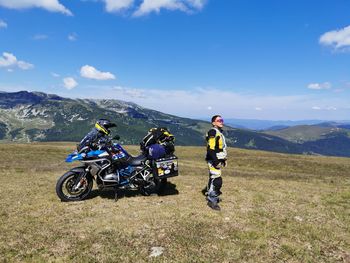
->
xmin=263 ymin=125 xmax=340 ymax=143
xmin=313 ymin=121 xmax=350 ymax=130
xmin=264 ymin=125 xmax=290 ymax=131
xmin=0 ymin=91 xmax=213 ymax=146
xmin=223 ymin=118 xmax=334 ymax=130
xmin=263 ymin=123 xmax=350 ymax=143
xmin=1 ymin=91 xmax=350 ymax=157
xmin=263 ymin=124 xmax=350 ymax=156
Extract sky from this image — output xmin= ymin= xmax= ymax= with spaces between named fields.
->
xmin=0 ymin=0 xmax=350 ymax=120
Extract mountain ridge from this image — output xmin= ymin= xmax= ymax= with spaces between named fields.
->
xmin=1 ymin=91 xmax=350 ymax=157
xmin=223 ymin=118 xmax=350 ymax=130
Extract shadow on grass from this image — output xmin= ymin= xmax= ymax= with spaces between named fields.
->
xmin=201 ymin=187 xmax=207 ymax=196
xmin=87 ymin=181 xmax=179 ymax=200
xmin=158 ymin=181 xmax=179 ymax=196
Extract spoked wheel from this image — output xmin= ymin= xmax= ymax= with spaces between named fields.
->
xmin=56 ymin=171 xmax=93 ymax=202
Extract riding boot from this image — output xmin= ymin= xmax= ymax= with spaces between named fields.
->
xmin=207 ymin=177 xmax=222 ymax=211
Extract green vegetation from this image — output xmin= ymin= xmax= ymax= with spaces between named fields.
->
xmin=0 ymin=122 xmax=7 ymax=139
xmin=0 ymin=143 xmax=349 ymax=262
xmin=264 ymin=125 xmax=347 ymax=143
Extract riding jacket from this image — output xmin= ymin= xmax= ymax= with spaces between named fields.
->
xmin=206 ymin=127 xmax=227 ymax=166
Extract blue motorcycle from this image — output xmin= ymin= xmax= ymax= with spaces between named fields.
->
xmin=56 ymin=136 xmax=178 ymax=202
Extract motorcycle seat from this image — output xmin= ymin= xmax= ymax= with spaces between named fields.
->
xmin=127 ymin=154 xmax=147 ymax=166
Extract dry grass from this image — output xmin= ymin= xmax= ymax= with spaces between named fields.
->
xmin=0 ymin=143 xmax=349 ymax=262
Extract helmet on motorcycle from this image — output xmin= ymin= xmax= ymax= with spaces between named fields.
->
xmin=95 ymin=119 xmax=116 ymax=135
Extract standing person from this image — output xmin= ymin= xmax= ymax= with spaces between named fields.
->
xmin=205 ymin=115 xmax=227 ymax=211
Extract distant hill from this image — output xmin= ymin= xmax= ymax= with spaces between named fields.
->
xmin=264 ymin=125 xmax=290 ymax=131
xmin=1 ymin=91 xmax=350 ymax=157
xmin=223 ymin=118 xmax=329 ymax=130
xmin=315 ymin=121 xmax=350 ymax=130
xmin=263 ymin=125 xmax=342 ymax=143
xmin=263 ymin=123 xmax=350 ymax=156
xmin=264 ymin=123 xmax=350 ymax=143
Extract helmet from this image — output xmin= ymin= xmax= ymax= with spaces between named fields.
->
xmin=95 ymin=119 xmax=116 ymax=135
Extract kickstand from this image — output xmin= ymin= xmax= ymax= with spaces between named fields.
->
xmin=114 ymin=188 xmax=118 ymax=202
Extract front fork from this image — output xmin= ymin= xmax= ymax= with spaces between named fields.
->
xmin=73 ymin=167 xmax=90 ymax=191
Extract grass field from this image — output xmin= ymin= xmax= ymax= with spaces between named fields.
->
xmin=0 ymin=143 xmax=349 ymax=262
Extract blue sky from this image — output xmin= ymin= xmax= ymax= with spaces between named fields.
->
xmin=0 ymin=0 xmax=350 ymax=120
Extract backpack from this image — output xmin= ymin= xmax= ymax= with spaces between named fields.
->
xmin=140 ymin=127 xmax=175 ymax=155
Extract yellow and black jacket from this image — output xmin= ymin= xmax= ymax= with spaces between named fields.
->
xmin=206 ymin=127 xmax=227 ymax=164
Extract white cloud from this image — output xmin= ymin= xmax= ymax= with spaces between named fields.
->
xmin=17 ymin=60 xmax=34 ymax=70
xmin=312 ymin=106 xmax=337 ymax=111
xmin=0 ymin=52 xmax=34 ymax=70
xmin=33 ymin=34 xmax=48 ymax=40
xmin=68 ymin=33 xmax=77 ymax=41
xmin=113 ymin=85 xmax=145 ymax=98
xmin=101 ymin=0 xmax=206 ymax=16
xmin=207 ymin=106 xmax=212 ymax=110
xmin=104 ymin=0 xmax=134 ymax=12
xmin=307 ymin=82 xmax=331 ymax=90
xmin=80 ymin=65 xmax=116 ymax=80
xmin=255 ymin=107 xmax=262 ymax=111
xmin=51 ymin=72 xmax=60 ymax=77
xmin=320 ymin=25 xmax=350 ymax=50
xmin=186 ymin=0 xmax=206 ymax=9
xmin=0 ymin=19 xmax=7 ymax=29
xmin=0 ymin=0 xmax=72 ymax=16
xmin=0 ymin=52 xmax=16 ymax=67
xmin=63 ymin=77 xmax=78 ymax=90
xmin=134 ymin=0 xmax=187 ymax=16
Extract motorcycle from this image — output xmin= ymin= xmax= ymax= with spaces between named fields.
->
xmin=56 ymin=136 xmax=178 ymax=202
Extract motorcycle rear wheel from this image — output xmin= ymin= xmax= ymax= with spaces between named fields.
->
xmin=56 ymin=171 xmax=93 ymax=202
xmin=139 ymin=178 xmax=167 ymax=196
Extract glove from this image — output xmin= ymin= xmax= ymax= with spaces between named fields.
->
xmin=212 ymin=160 xmax=221 ymax=169
xmin=222 ymin=159 xmax=227 ymax=167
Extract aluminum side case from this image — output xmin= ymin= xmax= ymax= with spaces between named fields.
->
xmin=153 ymin=155 xmax=178 ymax=179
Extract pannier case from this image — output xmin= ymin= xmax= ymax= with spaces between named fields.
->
xmin=153 ymin=155 xmax=178 ymax=178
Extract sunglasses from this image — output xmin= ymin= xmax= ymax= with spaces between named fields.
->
xmin=215 ymin=118 xmax=224 ymax=123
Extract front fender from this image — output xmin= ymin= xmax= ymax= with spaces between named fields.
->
xmin=69 ymin=166 xmax=94 ymax=180
xmin=70 ymin=166 xmax=86 ymax=173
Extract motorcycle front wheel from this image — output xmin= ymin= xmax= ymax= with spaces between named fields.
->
xmin=56 ymin=171 xmax=93 ymax=202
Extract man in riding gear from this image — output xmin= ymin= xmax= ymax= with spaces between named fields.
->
xmin=77 ymin=119 xmax=116 ymax=151
xmin=205 ymin=115 xmax=227 ymax=211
